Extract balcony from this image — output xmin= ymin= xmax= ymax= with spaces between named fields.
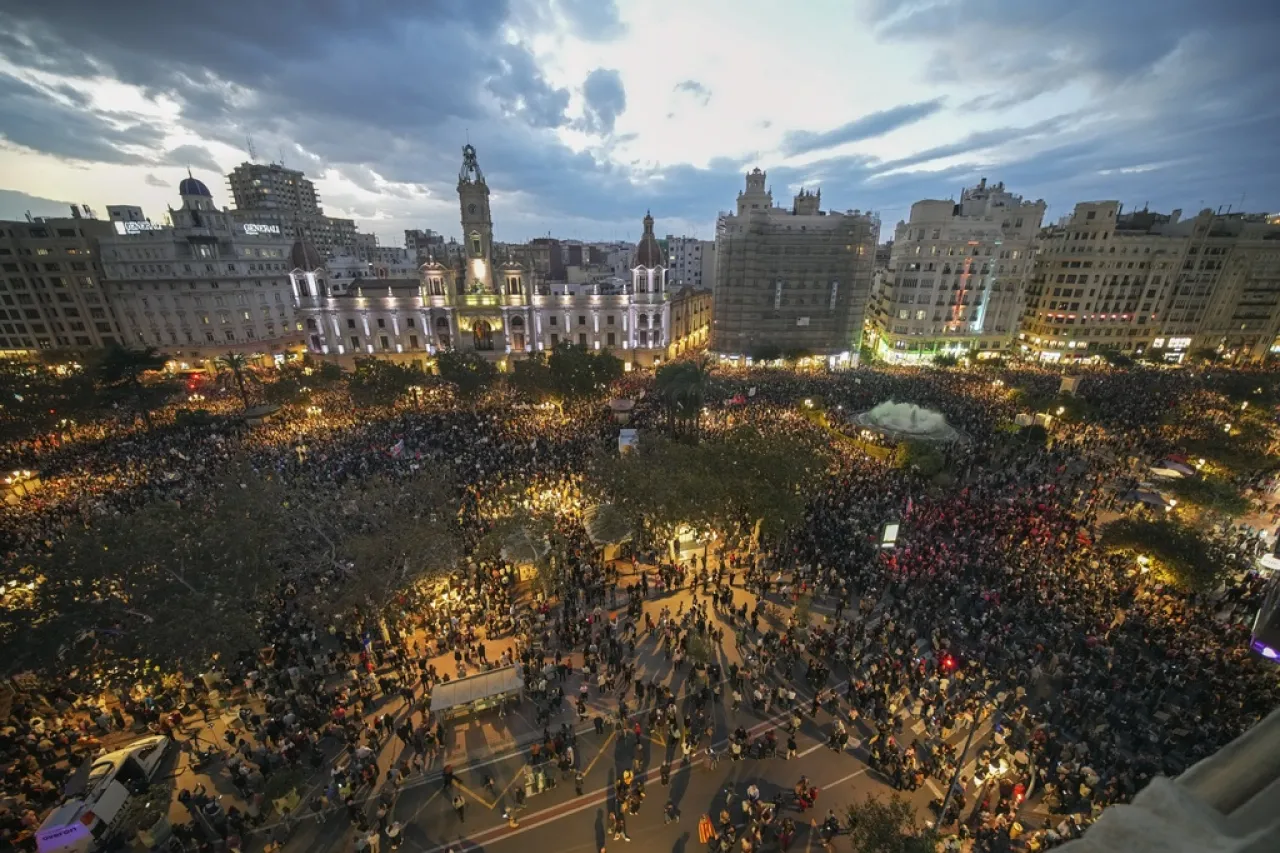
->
xmin=1055 ymin=707 xmax=1280 ymax=853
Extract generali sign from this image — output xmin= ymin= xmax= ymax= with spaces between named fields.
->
xmin=242 ymin=223 xmax=282 ymax=236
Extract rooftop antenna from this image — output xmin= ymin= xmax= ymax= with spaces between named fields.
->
xmin=247 ymin=135 xmax=257 ymax=162
xmin=279 ymin=146 xmax=286 ymax=168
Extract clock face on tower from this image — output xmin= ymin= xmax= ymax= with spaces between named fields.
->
xmin=468 ymin=204 xmax=477 ymax=215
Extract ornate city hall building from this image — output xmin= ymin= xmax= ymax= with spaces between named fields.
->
xmin=292 ymin=144 xmax=709 ymax=367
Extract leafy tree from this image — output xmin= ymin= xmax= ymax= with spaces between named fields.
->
xmin=750 ymin=343 xmax=783 ymax=363
xmin=0 ymin=363 xmax=101 ymax=442
xmin=1100 ymin=517 xmax=1231 ymax=592
xmin=932 ymin=353 xmax=959 ymax=367
xmin=547 ymin=343 xmax=623 ymax=398
xmin=214 ymin=352 xmax=253 ymax=409
xmin=322 ymin=474 xmax=463 ymax=624
xmin=509 ymin=352 xmax=557 ymax=403
xmin=781 ymin=347 xmax=813 ymax=363
xmin=314 ymin=360 xmax=345 ymax=384
xmin=1164 ymin=473 xmax=1250 ymax=518
xmin=1188 ymin=347 xmax=1222 ymax=364
xmin=843 ymin=794 xmax=937 ymax=853
xmin=97 ymin=345 xmax=172 ymax=429
xmin=893 ymin=440 xmax=944 ymax=477
xmin=792 ymin=593 xmax=812 ymax=631
xmin=348 ymin=357 xmax=427 ymax=408
xmin=655 ymin=358 xmax=713 ymax=438
xmin=436 ymin=350 xmax=497 ymax=397
xmin=1020 ymin=423 xmax=1050 ymax=446
xmin=6 ymin=467 xmax=298 ymax=680
xmin=1101 ymin=351 xmax=1134 ymax=368
xmin=597 ymin=424 xmax=827 ymax=542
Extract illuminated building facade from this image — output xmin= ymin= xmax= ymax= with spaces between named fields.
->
xmin=868 ymin=179 xmax=1045 ymax=363
xmin=293 ymin=145 xmax=709 ymax=367
xmin=100 ymin=175 xmax=302 ymax=361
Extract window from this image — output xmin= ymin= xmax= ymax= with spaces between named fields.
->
xmin=409 ymin=334 xmax=419 ymax=349
xmin=347 ymin=318 xmax=356 ymax=329
xmin=607 ymin=332 xmax=616 ymax=346
xmin=380 ymin=335 xmax=390 ymax=350
xmin=550 ymin=332 xmax=559 ymax=346
xmin=376 ymin=318 xmax=385 ymax=328
xmin=607 ymin=315 xmax=615 ymax=325
xmin=549 ymin=315 xmax=557 ymax=326
xmin=578 ymin=315 xmax=586 ymax=326
xmin=351 ymin=336 xmax=360 ymax=350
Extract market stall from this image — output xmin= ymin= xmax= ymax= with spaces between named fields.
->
xmin=428 ymin=665 xmax=524 ymax=720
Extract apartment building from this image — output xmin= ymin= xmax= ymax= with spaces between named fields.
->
xmin=869 ymin=179 xmax=1045 ymax=363
xmin=0 ymin=207 xmax=122 ymax=353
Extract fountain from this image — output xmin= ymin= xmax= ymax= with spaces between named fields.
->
xmin=852 ymin=400 xmax=962 ymax=443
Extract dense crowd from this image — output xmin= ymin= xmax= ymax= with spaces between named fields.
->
xmin=2 ymin=361 xmax=1279 ymax=853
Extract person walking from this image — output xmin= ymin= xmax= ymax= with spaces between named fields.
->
xmin=452 ymin=794 xmax=466 ymax=822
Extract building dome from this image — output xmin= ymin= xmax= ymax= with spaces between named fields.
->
xmin=179 ymin=175 xmax=212 ymax=197
xmin=290 ymin=239 xmax=325 ymax=270
xmin=633 ymin=211 xmax=664 ymax=268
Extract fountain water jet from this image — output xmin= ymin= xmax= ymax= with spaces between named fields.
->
xmin=852 ymin=400 xmax=961 ymax=443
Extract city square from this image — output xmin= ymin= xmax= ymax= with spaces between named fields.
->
xmin=2 ymin=4 xmax=1280 ymax=853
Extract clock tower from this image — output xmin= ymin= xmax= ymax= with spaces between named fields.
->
xmin=458 ymin=144 xmax=494 ymax=293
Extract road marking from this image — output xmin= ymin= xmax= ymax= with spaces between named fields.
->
xmin=824 ymin=766 xmax=870 ymax=787
xmin=797 ymin=742 xmax=825 ymax=759
xmin=404 ymin=786 xmax=443 ymax=823
xmin=415 ymin=713 xmax=791 ymax=853
xmin=582 ymin=730 xmax=617 ymax=777
xmin=454 ymin=781 xmax=496 ymax=810
xmin=492 ymin=764 xmax=529 ymax=809
xmin=925 ymin=778 xmax=943 ymax=797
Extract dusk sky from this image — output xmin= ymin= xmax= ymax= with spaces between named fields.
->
xmin=1 ymin=0 xmax=1277 ymax=246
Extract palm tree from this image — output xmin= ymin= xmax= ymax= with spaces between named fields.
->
xmin=215 ymin=352 xmax=253 ymax=409
xmin=655 ymin=357 xmax=712 ymax=439
xmin=98 ymin=344 xmax=169 ymax=428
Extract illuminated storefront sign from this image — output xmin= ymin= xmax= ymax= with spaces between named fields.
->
xmin=242 ymin=223 xmax=282 ymax=236
xmin=113 ymin=221 xmax=162 ymax=235
xmin=1167 ymin=337 xmax=1192 ymax=350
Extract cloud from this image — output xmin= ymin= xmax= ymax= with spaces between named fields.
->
xmin=782 ymin=98 xmax=946 ymax=156
xmin=144 ymin=174 xmax=169 ymax=188
xmin=163 ymin=145 xmax=222 ymax=174
xmin=580 ymin=68 xmax=627 ymax=135
xmin=553 ymin=0 xmax=626 ymax=41
xmin=673 ymin=80 xmax=711 ymax=106
xmin=0 ymin=71 xmax=163 ymax=164
xmin=0 ymin=188 xmax=76 ymax=221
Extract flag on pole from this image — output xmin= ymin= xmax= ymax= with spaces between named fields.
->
xmin=389 ymin=438 xmax=405 ymax=457
xmin=905 ymin=496 xmax=914 ymax=518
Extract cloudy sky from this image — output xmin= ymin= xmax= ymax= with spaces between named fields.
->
xmin=1 ymin=0 xmax=1276 ymax=247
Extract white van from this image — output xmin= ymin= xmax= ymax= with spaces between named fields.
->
xmin=38 ymin=735 xmax=172 ymax=852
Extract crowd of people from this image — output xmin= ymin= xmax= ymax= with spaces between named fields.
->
xmin=2 ymin=358 xmax=1279 ymax=853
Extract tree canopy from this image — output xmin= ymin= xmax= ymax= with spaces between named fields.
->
xmin=349 ymin=357 xmax=429 ymax=407
xmin=436 ymin=350 xmax=498 ymax=397
xmin=1099 ymin=517 xmax=1235 ymax=592
xmin=654 ymin=358 xmax=713 ymax=437
xmin=595 ymin=423 xmax=828 ymax=541
xmin=843 ymin=794 xmax=937 ymax=853
xmin=4 ymin=467 xmax=298 ymax=682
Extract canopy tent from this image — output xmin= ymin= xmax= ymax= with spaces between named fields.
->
xmin=428 ymin=665 xmax=523 ymax=716
xmin=499 ymin=528 xmax=549 ymax=565
xmin=1124 ymin=488 xmax=1170 ymax=508
xmin=582 ymin=503 xmax=633 ymax=547
xmin=1149 ymin=465 xmax=1189 ymax=480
